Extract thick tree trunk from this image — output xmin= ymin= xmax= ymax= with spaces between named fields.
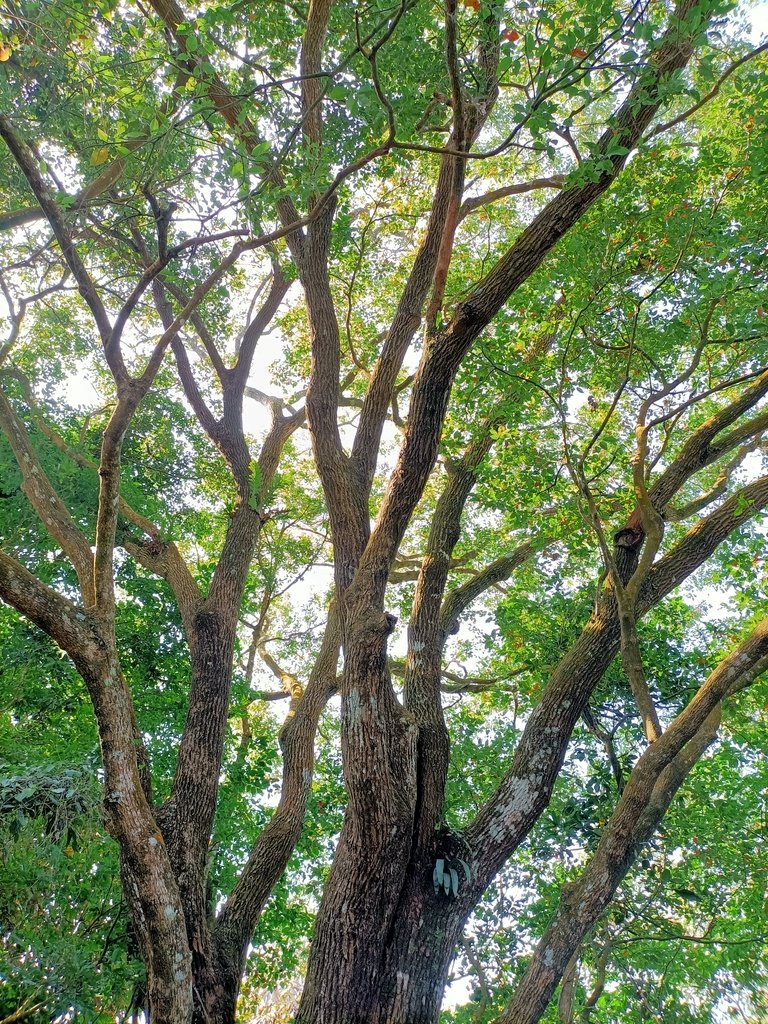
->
xmin=295 ymin=603 xmax=419 ymax=1024
xmin=76 ymin=651 xmax=194 ymax=1024
xmin=377 ymin=873 xmax=464 ymax=1024
xmin=297 ymin=869 xmax=458 ymax=1024
xmin=299 ymin=867 xmax=464 ymax=1024
xmin=295 ymin=545 xmax=636 ymax=1024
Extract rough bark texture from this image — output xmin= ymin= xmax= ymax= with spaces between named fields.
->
xmin=494 ymin=616 xmax=768 ymax=1024
xmin=292 ymin=3 xmax=719 ymax=1017
xmin=1 ymin=0 xmax=763 ymax=1020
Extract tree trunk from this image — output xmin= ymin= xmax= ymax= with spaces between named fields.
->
xmin=77 ymin=652 xmax=194 ymax=1024
xmin=297 ymin=875 xmax=458 ymax=1024
xmin=295 ymin=601 xmax=419 ymax=1024
xmin=377 ymin=879 xmax=464 ymax=1024
xmin=156 ymin=608 xmax=239 ymax=1024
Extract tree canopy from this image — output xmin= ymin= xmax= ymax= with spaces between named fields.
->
xmin=0 ymin=0 xmax=767 ymax=1021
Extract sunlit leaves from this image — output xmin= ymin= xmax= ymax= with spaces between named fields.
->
xmin=0 ymin=0 xmax=767 ymax=1018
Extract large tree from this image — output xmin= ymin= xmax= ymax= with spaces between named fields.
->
xmin=1 ymin=0 xmax=767 ymax=1021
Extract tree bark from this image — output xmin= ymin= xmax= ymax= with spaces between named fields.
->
xmin=292 ymin=1 xmax=729 ymax=1017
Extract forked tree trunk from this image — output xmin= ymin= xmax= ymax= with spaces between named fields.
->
xmin=293 ymin=537 xmax=647 ymax=1024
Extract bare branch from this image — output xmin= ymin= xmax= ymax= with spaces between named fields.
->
xmin=457 ymin=176 xmax=567 ymax=221
xmin=645 ymin=41 xmax=768 ymax=142
xmin=439 ymin=541 xmax=539 ymax=634
xmin=257 ymin=639 xmax=303 ymax=700
xmin=233 ymin=266 xmax=290 ymax=388
xmin=0 ymin=114 xmax=118 ymax=376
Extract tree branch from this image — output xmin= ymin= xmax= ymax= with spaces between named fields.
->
xmin=457 ymin=176 xmax=567 ymax=222
xmin=0 ymin=383 xmax=96 ymax=605
xmin=645 ymin=41 xmax=768 ymax=142
xmin=494 ymin=614 xmax=768 ymax=1024
xmin=0 ymin=114 xmax=119 ymax=377
xmin=301 ymin=0 xmax=334 ymax=151
xmin=405 ymin=425 xmax=500 ymax=847
xmin=232 ymin=266 xmax=290 ymax=390
xmin=0 ymin=546 xmax=94 ymax=660
xmin=349 ymin=1 xmax=502 ymax=494
xmin=214 ymin=606 xmax=341 ymax=978
xmin=145 ymin=0 xmax=304 ymax=246
xmin=439 ymin=540 xmax=539 ymax=635
xmin=461 ymin=472 xmax=768 ymax=897
xmin=352 ymin=0 xmax=710 ymax=608
xmin=667 ymin=437 xmax=767 ymax=522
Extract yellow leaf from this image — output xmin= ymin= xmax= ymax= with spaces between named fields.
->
xmin=90 ymin=147 xmax=110 ymax=166
xmin=0 ymin=44 xmax=11 ymax=61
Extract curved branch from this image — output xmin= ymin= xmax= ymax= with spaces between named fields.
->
xmin=645 ymin=40 xmax=768 ymax=142
xmin=457 ymin=176 xmax=567 ymax=222
xmin=495 ymin=615 xmax=768 ymax=1024
xmin=0 ymin=384 xmax=96 ymax=605
xmin=461 ymin=472 xmax=768 ymax=896
xmin=214 ymin=607 xmax=341 ymax=978
xmin=0 ymin=115 xmax=118 ymax=376
xmin=667 ymin=437 xmax=767 ymax=522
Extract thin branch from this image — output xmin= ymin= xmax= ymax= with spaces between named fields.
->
xmin=457 ymin=176 xmax=566 ymax=221
xmin=668 ymin=437 xmax=767 ymax=521
xmin=0 ymin=114 xmax=118 ymax=375
xmin=440 ymin=540 xmax=540 ymax=634
xmin=645 ymin=41 xmax=768 ymax=141
xmin=463 ymin=936 xmax=491 ymax=1024
xmin=233 ymin=266 xmax=290 ymax=388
